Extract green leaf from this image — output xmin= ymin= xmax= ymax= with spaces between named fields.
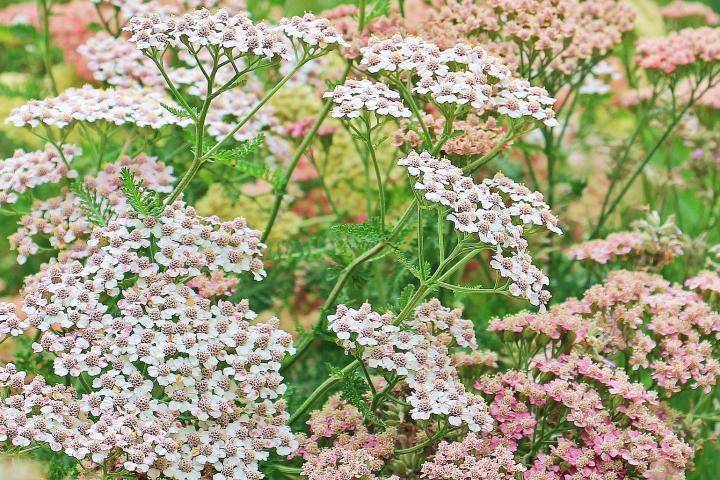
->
xmin=394 ymin=284 xmax=416 ymax=311
xmin=209 ymin=135 xmax=284 ymax=189
xmin=119 ymin=168 xmax=164 ymax=217
xmin=210 ymin=134 xmax=266 ymax=163
xmin=161 ymin=102 xmax=196 ymax=119
xmin=332 ymin=218 xmax=384 ymax=245
xmin=366 ymin=0 xmax=390 ymax=23
xmin=390 ymin=245 xmax=423 ymax=280
xmin=330 ymin=365 xmax=385 ymax=427
xmin=70 ymin=181 xmax=116 ymax=227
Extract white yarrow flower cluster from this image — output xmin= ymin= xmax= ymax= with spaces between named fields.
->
xmin=0 ymin=203 xmax=296 ymax=479
xmin=359 ymin=35 xmax=558 ymax=126
xmin=323 ymin=79 xmax=411 ymax=119
xmin=0 ymin=144 xmax=79 ymax=205
xmin=9 ymin=154 xmax=175 ymax=264
xmin=278 ymin=13 xmax=348 ymax=48
xmin=399 ymin=150 xmax=562 ymax=309
xmin=78 ymin=32 xmax=164 ymax=88
xmin=6 ymin=85 xmax=190 ymax=129
xmin=328 ymin=299 xmax=493 ymax=433
xmin=124 ymin=8 xmax=345 ymax=60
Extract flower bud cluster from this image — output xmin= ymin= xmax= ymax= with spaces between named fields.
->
xmin=399 ymin=150 xmax=561 ymax=308
xmin=328 ymin=299 xmax=493 ymax=433
xmin=0 ymin=144 xmax=79 ymax=205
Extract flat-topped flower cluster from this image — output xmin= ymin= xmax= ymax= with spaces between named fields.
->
xmin=399 ymin=150 xmax=561 ymax=308
xmin=636 ymin=27 xmax=720 ymax=73
xmin=328 ymin=299 xmax=493 ymax=433
xmin=6 ymin=85 xmax=189 ymax=129
xmin=491 ymin=270 xmax=720 ymax=395
xmin=358 ymin=35 xmax=559 ymax=125
xmin=0 ymin=203 xmax=295 ymax=480
xmin=124 ymin=8 xmax=346 ymax=58
xmin=476 ymin=354 xmax=693 ymax=479
xmin=0 ymin=144 xmax=79 ymax=205
xmin=8 ymin=154 xmax=175 ymax=264
xmin=324 ymin=79 xmax=411 ymax=119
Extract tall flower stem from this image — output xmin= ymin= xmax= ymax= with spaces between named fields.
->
xmin=37 ymin=0 xmax=57 ymax=95
xmin=281 ymin=132 xmax=514 ymax=373
xmin=261 ymin=61 xmax=352 ymax=241
xmin=166 ymin=56 xmax=313 ymax=205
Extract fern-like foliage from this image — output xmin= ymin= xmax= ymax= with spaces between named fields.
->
xmin=70 ymin=181 xmax=116 ymax=227
xmin=160 ymin=102 xmax=197 ymax=119
xmin=119 ymin=168 xmax=164 ymax=217
xmin=330 ymin=365 xmax=385 ymax=427
xmin=208 ymin=135 xmax=287 ymax=190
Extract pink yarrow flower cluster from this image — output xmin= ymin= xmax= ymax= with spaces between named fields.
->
xmin=492 ymin=270 xmax=720 ymax=396
xmin=0 ymin=202 xmax=296 ymax=479
xmin=328 ymin=299 xmax=493 ymax=433
xmin=475 ymin=354 xmax=693 ymax=479
xmin=186 ymin=271 xmax=240 ymax=299
xmin=660 ymin=0 xmax=720 ymax=25
xmin=398 ymin=150 xmax=562 ymax=309
xmin=291 ymin=395 xmax=397 ymax=480
xmin=6 ymin=85 xmax=190 ymax=129
xmin=0 ymin=144 xmax=79 ymax=205
xmin=568 ymin=231 xmax=645 ymax=264
xmin=78 ymin=32 xmax=164 ymax=88
xmin=433 ymin=0 xmax=636 ymax=74
xmin=420 ymin=433 xmax=524 ymax=479
xmin=360 ymin=35 xmax=559 ymax=126
xmin=323 ymin=79 xmax=411 ymax=119
xmin=685 ymin=270 xmax=720 ymax=296
xmin=636 ymin=27 xmax=720 ymax=73
xmin=581 ymin=270 xmax=720 ymax=394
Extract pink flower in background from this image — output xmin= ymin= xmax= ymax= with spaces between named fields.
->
xmin=0 ymin=1 xmax=98 ymax=78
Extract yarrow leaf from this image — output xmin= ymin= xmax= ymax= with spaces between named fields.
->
xmin=329 ymin=365 xmax=385 ymax=427
xmin=119 ymin=168 xmax=164 ymax=217
xmin=160 ymin=102 xmax=196 ymax=119
xmin=70 ymin=181 xmax=116 ymax=227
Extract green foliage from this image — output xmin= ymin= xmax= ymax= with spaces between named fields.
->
xmin=70 ymin=181 xmax=116 ymax=227
xmin=161 ymin=102 xmax=198 ymax=119
xmin=329 ymin=365 xmax=384 ymax=426
xmin=208 ymin=135 xmax=286 ymax=190
xmin=332 ymin=217 xmax=385 ymax=247
xmin=119 ymin=168 xmax=164 ymax=217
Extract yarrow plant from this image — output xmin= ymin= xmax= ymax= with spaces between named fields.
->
xmin=1 ymin=0 xmax=720 ymax=479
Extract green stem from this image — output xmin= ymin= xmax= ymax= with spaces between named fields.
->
xmin=37 ymin=0 xmax=57 ymax=95
xmin=289 ymin=359 xmax=360 ymax=424
xmin=591 ymin=104 xmax=691 ymax=237
xmin=261 ymin=61 xmax=352 ymax=242
xmin=204 ymin=56 xmax=312 ymax=160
